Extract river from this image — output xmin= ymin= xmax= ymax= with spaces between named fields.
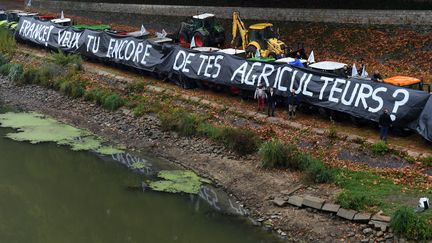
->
xmin=0 ymin=121 xmax=280 ymax=242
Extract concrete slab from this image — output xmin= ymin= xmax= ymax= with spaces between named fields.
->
xmin=353 ymin=212 xmax=371 ymax=223
xmin=302 ymin=195 xmax=325 ymax=210
xmin=337 ymin=208 xmax=357 ymax=220
xmin=321 ymin=203 xmax=340 ymax=213
xmin=369 ymin=220 xmax=389 ymax=232
xmin=288 ymin=196 xmax=303 ymax=207
xmin=371 ymin=214 xmax=391 ymax=223
xmin=272 ymin=197 xmax=288 ymax=207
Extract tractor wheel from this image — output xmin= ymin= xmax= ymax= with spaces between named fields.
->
xmin=193 ymin=32 xmax=207 ymax=47
xmin=268 ymin=52 xmax=276 ymax=59
xmin=178 ymin=33 xmax=189 ymax=48
xmin=246 ymin=45 xmax=257 ymax=58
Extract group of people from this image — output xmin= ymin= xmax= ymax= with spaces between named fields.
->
xmin=254 ymin=86 xmax=300 ymax=118
xmin=255 ymin=84 xmax=393 ymax=142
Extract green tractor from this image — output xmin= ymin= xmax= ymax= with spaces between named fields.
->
xmin=176 ymin=13 xmax=225 ymax=48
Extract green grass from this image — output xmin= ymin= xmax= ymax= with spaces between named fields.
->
xmin=84 ymin=88 xmax=125 ymax=111
xmin=335 ymin=169 xmax=432 ymax=219
xmin=420 ymin=156 xmax=432 ymax=167
xmin=371 ymin=140 xmax=388 ymax=155
xmin=335 ymin=169 xmax=399 ymax=212
xmin=0 ymin=53 xmax=9 ymax=66
xmin=158 ymin=109 xmax=199 ymax=137
xmin=297 ymin=153 xmax=334 ymax=183
xmin=218 ymin=127 xmax=260 ymax=156
xmin=0 ymin=28 xmax=17 ymax=58
xmin=50 ymin=50 xmax=82 ymax=71
xmin=7 ymin=64 xmax=24 ymax=83
xmin=258 ymin=139 xmax=299 ymax=168
xmin=0 ymin=63 xmax=12 ymax=75
xmin=102 ymin=93 xmax=125 ymax=111
xmin=125 ymin=81 xmax=146 ymax=94
xmin=390 ymin=206 xmax=432 ymax=240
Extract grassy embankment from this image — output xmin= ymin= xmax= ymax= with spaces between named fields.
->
xmin=0 ymin=28 xmax=430 ymax=240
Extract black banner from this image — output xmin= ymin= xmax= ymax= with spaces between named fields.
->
xmin=13 ymin=17 xmax=432 ymax=141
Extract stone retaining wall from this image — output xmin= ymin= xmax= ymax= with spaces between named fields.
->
xmin=30 ymin=0 xmax=432 ymax=25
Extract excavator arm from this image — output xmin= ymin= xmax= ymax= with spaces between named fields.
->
xmin=231 ymin=11 xmax=248 ymax=50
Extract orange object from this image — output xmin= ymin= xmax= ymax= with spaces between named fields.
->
xmin=384 ymin=76 xmax=421 ymax=87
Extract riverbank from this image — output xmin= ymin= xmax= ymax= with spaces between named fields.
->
xmin=2 ymin=44 xmax=432 ymax=241
xmin=0 ymin=69 xmax=364 ymax=241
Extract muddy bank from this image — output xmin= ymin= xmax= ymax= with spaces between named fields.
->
xmin=0 ymin=74 xmax=367 ymax=241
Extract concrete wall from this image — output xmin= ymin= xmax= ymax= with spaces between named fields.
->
xmin=31 ymin=0 xmax=432 ymax=25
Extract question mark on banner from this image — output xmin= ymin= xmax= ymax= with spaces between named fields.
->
xmin=390 ymin=89 xmax=409 ymax=121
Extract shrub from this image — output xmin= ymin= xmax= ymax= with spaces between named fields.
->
xmin=0 ymin=28 xmax=17 ymax=58
xmin=8 ymin=64 xmax=24 ymax=83
xmin=70 ymin=83 xmax=85 ymax=98
xmin=59 ymin=80 xmax=73 ymax=95
xmin=390 ymin=206 xmax=432 ymax=240
xmin=176 ymin=112 xmax=198 ymax=136
xmin=23 ymin=67 xmax=39 ymax=84
xmin=327 ymin=125 xmax=338 ymax=140
xmin=50 ymin=50 xmax=82 ymax=71
xmin=420 ymin=156 xmax=432 ymax=167
xmin=371 ymin=140 xmax=388 ymax=155
xmin=125 ymin=81 xmax=146 ymax=93
xmin=0 ymin=53 xmax=9 ymax=66
xmin=158 ymin=109 xmax=199 ymax=136
xmin=133 ymin=102 xmax=147 ymax=116
xmin=305 ymin=158 xmax=334 ymax=183
xmin=197 ymin=122 xmax=223 ymax=139
xmin=336 ymin=191 xmax=381 ymax=211
xmin=218 ymin=127 xmax=260 ymax=155
xmin=0 ymin=63 xmax=12 ymax=75
xmin=258 ymin=139 xmax=299 ymax=168
xmin=297 ymin=153 xmax=334 ymax=183
xmin=130 ymin=97 xmax=161 ymax=116
xmin=35 ymin=64 xmax=63 ymax=87
xmin=84 ymin=88 xmax=109 ymax=104
xmin=102 ymin=93 xmax=125 ymax=111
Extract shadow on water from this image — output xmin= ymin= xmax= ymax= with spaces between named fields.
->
xmin=0 ymin=111 xmax=282 ymax=243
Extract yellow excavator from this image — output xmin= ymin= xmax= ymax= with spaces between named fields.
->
xmin=231 ymin=11 xmax=287 ymax=58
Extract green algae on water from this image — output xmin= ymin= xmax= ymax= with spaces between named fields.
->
xmin=130 ymin=161 xmax=147 ymax=170
xmin=148 ymin=170 xmax=211 ymax=194
xmin=0 ymin=112 xmax=84 ymax=144
xmin=95 ymin=146 xmax=124 ymax=155
xmin=58 ymin=137 xmax=102 ymax=151
xmin=0 ymin=112 xmax=124 ymax=155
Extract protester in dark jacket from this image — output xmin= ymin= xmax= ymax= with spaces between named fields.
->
xmin=267 ymin=87 xmax=276 ymax=117
xmin=372 ymin=70 xmax=383 ymax=82
xmin=378 ymin=108 xmax=392 ymax=142
xmin=287 ymin=89 xmax=300 ymax=118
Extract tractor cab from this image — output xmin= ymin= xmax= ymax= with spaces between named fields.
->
xmin=5 ymin=10 xmax=24 ymax=22
xmin=384 ymin=76 xmax=430 ymax=92
xmin=192 ymin=13 xmax=216 ymax=30
xmin=248 ymin=23 xmax=276 ymax=50
xmin=177 ymin=13 xmax=225 ymax=48
xmin=0 ymin=10 xmax=6 ymax=21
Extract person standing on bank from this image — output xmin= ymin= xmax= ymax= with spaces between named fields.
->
xmin=379 ymin=108 xmax=392 ymax=142
xmin=288 ymin=89 xmax=300 ymax=118
xmin=254 ymin=84 xmax=267 ymax=112
xmin=267 ymin=87 xmax=276 ymax=117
